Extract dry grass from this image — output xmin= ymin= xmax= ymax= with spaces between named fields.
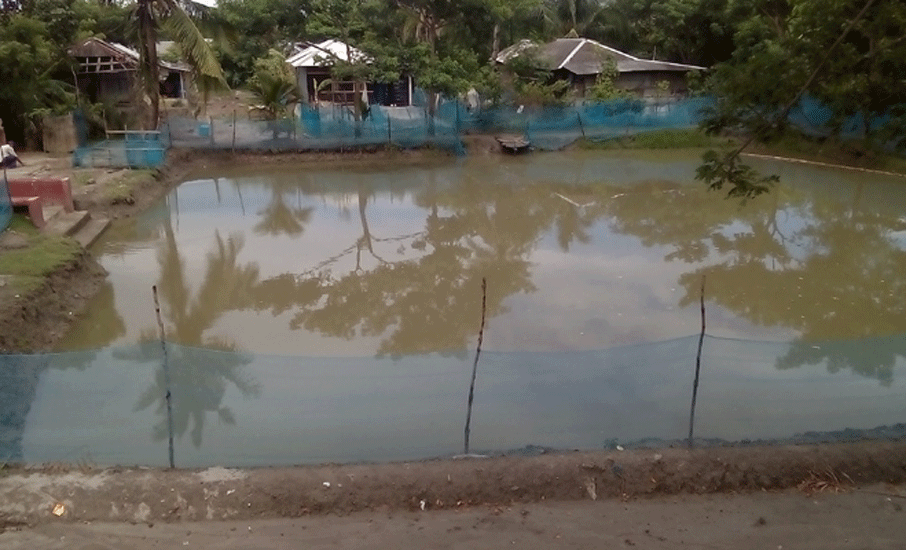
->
xmin=797 ymin=467 xmax=854 ymax=496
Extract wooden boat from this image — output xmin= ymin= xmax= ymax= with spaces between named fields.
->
xmin=496 ymin=135 xmax=531 ymax=154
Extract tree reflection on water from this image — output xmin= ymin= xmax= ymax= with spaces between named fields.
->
xmin=76 ymin=160 xmax=906 ymax=387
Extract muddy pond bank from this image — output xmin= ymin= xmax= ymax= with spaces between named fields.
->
xmin=1 ymin=442 xmax=905 ymax=527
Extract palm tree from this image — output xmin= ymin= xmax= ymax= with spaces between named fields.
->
xmin=131 ymin=0 xmax=228 ymax=128
xmin=540 ymin=0 xmax=609 ymax=39
xmin=248 ymin=73 xmax=303 ymax=139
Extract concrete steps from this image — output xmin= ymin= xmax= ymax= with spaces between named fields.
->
xmin=73 ymin=217 xmax=112 ymax=249
xmin=44 ymin=210 xmax=90 ymax=237
xmin=41 ymin=207 xmax=111 ymax=249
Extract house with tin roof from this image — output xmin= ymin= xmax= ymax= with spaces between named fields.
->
xmin=286 ymin=39 xmax=413 ymax=107
xmin=496 ymin=37 xmax=704 ymax=98
xmin=68 ymin=37 xmax=191 ymax=105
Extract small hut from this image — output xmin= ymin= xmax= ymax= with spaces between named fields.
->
xmin=69 ymin=38 xmax=191 ymax=105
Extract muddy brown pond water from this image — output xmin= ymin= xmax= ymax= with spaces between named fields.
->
xmin=3 ymin=149 xmax=906 ymax=467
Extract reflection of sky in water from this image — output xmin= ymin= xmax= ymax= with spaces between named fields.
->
xmin=14 ymin=337 xmax=906 ymax=467
xmin=62 ymin=150 xmax=906 ymax=356
xmin=14 ymin=150 xmax=905 ymax=467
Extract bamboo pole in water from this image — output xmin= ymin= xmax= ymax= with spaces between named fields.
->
xmin=152 ymin=285 xmax=175 ymax=469
xmin=688 ymin=276 xmax=706 ymax=449
xmin=463 ymin=277 xmax=488 ymax=455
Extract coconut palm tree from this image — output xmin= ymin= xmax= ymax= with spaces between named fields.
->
xmin=131 ymin=0 xmax=228 ymax=128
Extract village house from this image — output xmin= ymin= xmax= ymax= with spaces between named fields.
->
xmin=496 ymin=37 xmax=704 ymax=98
xmin=68 ymin=37 xmax=191 ymax=106
xmin=286 ymin=39 xmax=413 ymax=107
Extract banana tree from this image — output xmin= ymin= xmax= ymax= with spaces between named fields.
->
xmin=131 ymin=0 xmax=228 ymax=128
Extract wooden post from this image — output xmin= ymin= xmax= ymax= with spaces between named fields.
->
xmin=387 ymin=115 xmax=392 ymax=145
xmin=577 ymin=111 xmax=586 ymax=138
xmin=231 ymin=109 xmax=236 ymax=153
xmin=152 ymin=285 xmax=176 ymax=469
xmin=464 ymin=277 xmax=488 ymax=455
xmin=209 ymin=116 xmax=214 ymax=146
xmin=688 ymin=275 xmax=706 ymax=449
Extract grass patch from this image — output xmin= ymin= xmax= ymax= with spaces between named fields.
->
xmin=578 ymin=128 xmax=732 ymax=150
xmin=70 ymin=171 xmax=95 ymax=189
xmin=103 ymin=169 xmax=155 ymax=202
xmin=0 ymin=215 xmax=82 ymax=294
xmin=746 ymin=132 xmax=906 ymax=175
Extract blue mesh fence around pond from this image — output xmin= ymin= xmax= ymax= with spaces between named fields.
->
xmin=72 ymin=131 xmax=167 ymax=169
xmin=162 ymin=96 xmax=714 ymax=155
xmin=70 ymin=95 xmax=905 ymax=162
xmin=2 ymin=333 xmax=905 ymax=467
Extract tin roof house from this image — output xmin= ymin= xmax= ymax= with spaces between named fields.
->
xmin=68 ymin=37 xmax=191 ymax=105
xmin=286 ymin=39 xmax=413 ymax=107
xmin=496 ymin=37 xmax=704 ymax=98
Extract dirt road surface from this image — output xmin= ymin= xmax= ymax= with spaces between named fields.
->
xmin=2 ymin=485 xmax=905 ymax=549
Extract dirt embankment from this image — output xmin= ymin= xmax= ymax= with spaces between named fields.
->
xmin=0 ymin=250 xmax=106 ymax=352
xmin=1 ymin=442 xmax=905 ymax=527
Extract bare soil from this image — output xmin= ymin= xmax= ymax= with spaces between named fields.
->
xmin=0 ymin=443 xmax=904 ymax=535
xmin=0 ymin=250 xmax=106 ymax=353
xmin=3 ymin=484 xmax=905 ymax=549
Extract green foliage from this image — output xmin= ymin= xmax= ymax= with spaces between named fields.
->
xmin=0 ymin=13 xmax=76 ymax=142
xmin=215 ymin=0 xmax=308 ymax=87
xmin=0 ymin=215 xmax=82 ymax=294
xmin=695 ymin=0 xmax=906 ymax=199
xmin=581 ymin=128 xmax=729 ymax=150
xmin=588 ymin=58 xmax=628 ymax=101
xmin=250 ymin=48 xmax=295 ymax=88
xmin=501 ymin=44 xmax=567 ymax=106
xmin=248 ymin=71 xmax=302 ymax=120
xmin=129 ymin=0 xmax=229 ymax=128
xmin=696 ymin=149 xmax=778 ymax=201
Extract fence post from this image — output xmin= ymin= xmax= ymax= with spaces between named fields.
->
xmin=387 ymin=115 xmax=392 ymax=145
xmin=231 ymin=109 xmax=236 ymax=153
xmin=577 ymin=111 xmax=586 ymax=138
xmin=455 ymin=101 xmax=460 ymax=135
xmin=209 ymin=116 xmax=214 ymax=146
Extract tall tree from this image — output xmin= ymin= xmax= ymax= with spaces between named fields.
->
xmin=131 ymin=0 xmax=228 ymax=128
xmin=697 ymin=0 xmax=906 ymax=199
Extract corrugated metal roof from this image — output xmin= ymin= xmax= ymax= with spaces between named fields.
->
xmin=286 ymin=39 xmax=371 ymax=68
xmin=496 ymin=38 xmax=704 ymax=75
xmin=68 ymin=38 xmax=190 ymax=73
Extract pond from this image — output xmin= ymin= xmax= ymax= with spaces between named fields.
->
xmin=6 ymin=149 xmax=906 ymax=466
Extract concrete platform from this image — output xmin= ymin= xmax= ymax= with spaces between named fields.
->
xmin=73 ymin=217 xmax=112 ymax=249
xmin=42 ymin=209 xmax=90 ymax=237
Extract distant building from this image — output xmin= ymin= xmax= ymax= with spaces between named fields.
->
xmin=286 ymin=39 xmax=413 ymax=107
xmin=496 ymin=37 xmax=704 ymax=98
xmin=68 ymin=37 xmax=191 ymax=105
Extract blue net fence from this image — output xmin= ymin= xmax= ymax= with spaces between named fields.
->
xmin=72 ymin=131 xmax=168 ymax=170
xmin=162 ymin=96 xmax=713 ymax=156
xmin=2 ymin=334 xmax=904 ymax=467
xmin=64 ymin=94 xmax=906 ymax=167
xmin=0 ymin=171 xmax=11 ymax=232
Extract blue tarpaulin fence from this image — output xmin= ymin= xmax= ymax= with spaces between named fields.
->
xmin=0 ymin=171 xmax=11 ymax=232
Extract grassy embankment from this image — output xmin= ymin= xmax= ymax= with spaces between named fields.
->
xmin=578 ymin=128 xmax=906 ymax=175
xmin=0 ymin=215 xmax=82 ymax=294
